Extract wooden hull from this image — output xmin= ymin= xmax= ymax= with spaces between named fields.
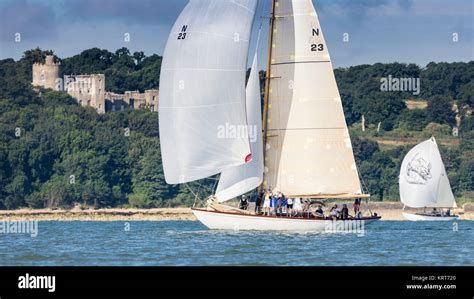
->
xmin=192 ymin=208 xmax=381 ymax=232
xmin=402 ymin=212 xmax=458 ymax=221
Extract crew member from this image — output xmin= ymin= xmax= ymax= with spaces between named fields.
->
xmin=255 ymin=189 xmax=264 ymax=214
xmin=330 ymin=204 xmax=340 ymax=219
xmin=354 ymin=198 xmax=361 ymax=214
xmin=341 ymin=204 xmax=349 ymax=220
xmin=287 ymin=197 xmax=294 ymax=216
xmin=239 ymin=195 xmax=249 ymax=210
xmin=263 ymin=188 xmax=272 ymax=215
xmin=315 ymin=205 xmax=324 ymax=218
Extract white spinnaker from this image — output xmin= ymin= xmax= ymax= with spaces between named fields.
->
xmin=263 ymin=0 xmax=362 ymax=196
xmin=159 ymin=0 xmax=257 ymax=184
xmin=215 ymin=54 xmax=264 ymax=202
xmin=399 ymin=138 xmax=456 ymax=208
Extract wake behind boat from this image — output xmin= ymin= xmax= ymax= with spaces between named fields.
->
xmin=159 ymin=0 xmax=381 ymax=231
xmin=399 ymin=137 xmax=458 ymax=221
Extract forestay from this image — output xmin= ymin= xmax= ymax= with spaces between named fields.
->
xmin=399 ymin=138 xmax=456 ymax=208
xmin=263 ymin=0 xmax=362 ymax=197
xmin=215 ymin=54 xmax=264 ymax=202
xmin=159 ymin=0 xmax=257 ymax=184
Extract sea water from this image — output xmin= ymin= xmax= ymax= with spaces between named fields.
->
xmin=0 ymin=221 xmax=472 ymax=266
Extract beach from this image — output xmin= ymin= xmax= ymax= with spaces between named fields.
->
xmin=0 ymin=203 xmax=473 ymax=221
xmin=0 ymin=207 xmax=196 ymax=221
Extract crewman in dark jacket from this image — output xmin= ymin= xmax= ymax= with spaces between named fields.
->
xmin=341 ymin=204 xmax=349 ymax=220
xmin=239 ymin=195 xmax=249 ymax=210
xmin=255 ymin=190 xmax=264 ymax=214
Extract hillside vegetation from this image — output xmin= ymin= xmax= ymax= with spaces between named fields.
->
xmin=0 ymin=48 xmax=472 ymax=209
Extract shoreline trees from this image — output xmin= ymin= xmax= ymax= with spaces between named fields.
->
xmin=0 ymin=49 xmax=472 ymax=209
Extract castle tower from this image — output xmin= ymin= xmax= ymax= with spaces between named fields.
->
xmin=90 ymin=74 xmax=106 ymax=114
xmin=145 ymin=90 xmax=159 ymax=112
xmin=32 ymin=55 xmax=61 ymax=90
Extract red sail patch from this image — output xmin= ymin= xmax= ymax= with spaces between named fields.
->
xmin=245 ymin=153 xmax=252 ymax=163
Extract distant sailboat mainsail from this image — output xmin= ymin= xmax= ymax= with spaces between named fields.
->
xmin=263 ymin=0 xmax=362 ymax=197
xmin=215 ymin=54 xmax=264 ymax=202
xmin=159 ymin=0 xmax=258 ymax=184
xmin=399 ymin=138 xmax=457 ymax=208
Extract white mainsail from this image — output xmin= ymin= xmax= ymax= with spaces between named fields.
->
xmin=159 ymin=0 xmax=258 ymax=184
xmin=399 ymin=137 xmax=457 ymax=208
xmin=263 ymin=0 xmax=362 ymax=197
xmin=215 ymin=54 xmax=264 ymax=202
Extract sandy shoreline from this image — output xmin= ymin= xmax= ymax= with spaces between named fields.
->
xmin=0 ymin=203 xmax=473 ymax=221
xmin=0 ymin=208 xmax=197 ymax=221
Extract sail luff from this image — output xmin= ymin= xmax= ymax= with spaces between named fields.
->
xmin=214 ymin=54 xmax=264 ymax=202
xmin=432 ymin=138 xmax=457 ymax=208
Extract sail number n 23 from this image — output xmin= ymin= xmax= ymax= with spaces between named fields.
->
xmin=310 ymin=28 xmax=323 ymax=51
xmin=177 ymin=25 xmax=187 ymax=40
xmin=311 ymin=44 xmax=324 ymax=52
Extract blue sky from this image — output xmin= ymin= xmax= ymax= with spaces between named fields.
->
xmin=0 ymin=0 xmax=472 ymax=68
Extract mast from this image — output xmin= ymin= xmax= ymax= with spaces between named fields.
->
xmin=259 ymin=0 xmax=276 ymax=194
xmin=262 ymin=0 xmax=276 ymax=164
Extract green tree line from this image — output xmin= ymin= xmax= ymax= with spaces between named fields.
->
xmin=335 ymin=62 xmax=474 ymax=130
xmin=0 ymin=48 xmax=472 ymax=209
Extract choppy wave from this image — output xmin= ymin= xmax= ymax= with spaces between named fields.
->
xmin=0 ymin=221 xmax=473 ymax=266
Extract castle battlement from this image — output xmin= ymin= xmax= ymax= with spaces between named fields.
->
xmin=32 ymin=55 xmax=61 ymax=67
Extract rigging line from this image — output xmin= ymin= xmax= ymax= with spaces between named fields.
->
xmin=203 ymin=176 xmax=219 ymax=181
xmin=212 ymin=174 xmax=220 ymax=194
xmin=255 ymin=0 xmax=265 ymax=48
xmin=192 ymin=180 xmax=214 ymax=193
xmin=231 ymin=1 xmax=256 ymax=14
xmin=185 ymin=183 xmax=201 ymax=207
xmin=196 ymin=184 xmax=202 ymax=207
xmin=190 ymin=177 xmax=220 ymax=202
xmin=192 ymin=183 xmax=202 ymax=208
xmin=249 ymin=0 xmax=266 ymax=66
xmin=360 ymin=175 xmax=371 ymax=205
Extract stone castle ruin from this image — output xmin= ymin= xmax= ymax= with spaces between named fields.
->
xmin=32 ymin=55 xmax=60 ymax=90
xmin=64 ymin=74 xmax=106 ymax=113
xmin=32 ymin=55 xmax=158 ymax=113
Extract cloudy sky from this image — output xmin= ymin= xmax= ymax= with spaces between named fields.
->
xmin=0 ymin=0 xmax=472 ymax=68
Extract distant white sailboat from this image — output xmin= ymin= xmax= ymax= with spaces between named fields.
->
xmin=399 ymin=137 xmax=458 ymax=221
xmin=159 ymin=0 xmax=381 ymax=231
